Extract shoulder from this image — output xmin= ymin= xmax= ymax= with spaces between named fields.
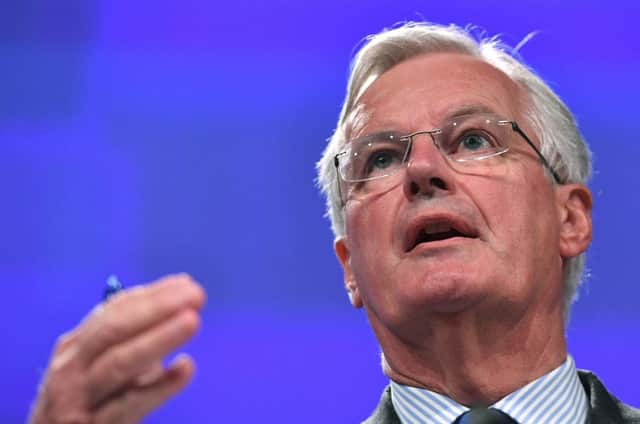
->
xmin=578 ymin=370 xmax=640 ymax=424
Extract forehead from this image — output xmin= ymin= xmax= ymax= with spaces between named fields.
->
xmin=351 ymin=53 xmax=526 ymax=133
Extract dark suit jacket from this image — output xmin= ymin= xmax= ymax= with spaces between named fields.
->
xmin=363 ymin=371 xmax=640 ymax=424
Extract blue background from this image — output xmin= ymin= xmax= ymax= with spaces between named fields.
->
xmin=2 ymin=1 xmax=638 ymax=422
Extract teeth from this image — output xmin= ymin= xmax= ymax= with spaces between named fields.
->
xmin=424 ymin=223 xmax=452 ymax=235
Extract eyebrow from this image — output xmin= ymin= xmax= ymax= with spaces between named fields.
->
xmin=443 ymin=104 xmax=500 ymax=119
xmin=345 ymin=103 xmax=504 ymax=142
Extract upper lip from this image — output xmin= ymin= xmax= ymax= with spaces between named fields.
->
xmin=403 ymin=212 xmax=479 ymax=252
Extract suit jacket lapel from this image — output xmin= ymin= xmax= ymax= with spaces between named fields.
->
xmin=362 ymin=386 xmax=401 ymax=424
xmin=578 ymin=370 xmax=640 ymax=424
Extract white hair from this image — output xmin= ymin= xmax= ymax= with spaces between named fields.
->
xmin=316 ymin=22 xmax=592 ymax=318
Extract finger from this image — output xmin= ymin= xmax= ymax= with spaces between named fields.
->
xmin=86 ymin=309 xmax=200 ymax=406
xmin=75 ymin=273 xmax=206 ymax=363
xmin=133 ymin=361 xmax=165 ymax=387
xmin=28 ymin=333 xmax=91 ymax=423
xmin=94 ymin=354 xmax=195 ymax=424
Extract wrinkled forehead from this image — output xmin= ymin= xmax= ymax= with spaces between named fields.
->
xmin=343 ymin=53 xmax=528 ymax=140
xmin=343 ymin=103 xmax=371 ymax=141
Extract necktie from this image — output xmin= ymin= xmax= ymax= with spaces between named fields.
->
xmin=453 ymin=407 xmax=518 ymax=424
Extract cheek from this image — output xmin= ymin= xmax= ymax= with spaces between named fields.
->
xmin=483 ymin=177 xmax=560 ymax=268
xmin=344 ymin=199 xmax=399 ymax=286
xmin=345 ymin=197 xmax=395 ymax=250
xmin=472 ymin=173 xmax=551 ymax=249
xmin=347 ymin=213 xmax=381 ymax=272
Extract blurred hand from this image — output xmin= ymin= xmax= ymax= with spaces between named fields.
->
xmin=28 ymin=273 xmax=206 ymax=424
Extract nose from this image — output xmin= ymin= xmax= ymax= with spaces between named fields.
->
xmin=402 ymin=133 xmax=455 ymax=199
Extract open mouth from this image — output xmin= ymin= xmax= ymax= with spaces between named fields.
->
xmin=406 ymin=219 xmax=477 ymax=252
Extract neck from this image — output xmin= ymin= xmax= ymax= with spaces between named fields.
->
xmin=375 ymin=308 xmax=567 ymax=406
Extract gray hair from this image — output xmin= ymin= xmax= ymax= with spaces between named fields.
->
xmin=316 ymin=22 xmax=592 ymax=317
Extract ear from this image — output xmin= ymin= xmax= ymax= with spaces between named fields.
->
xmin=556 ymin=183 xmax=593 ymax=258
xmin=334 ymin=237 xmax=363 ymax=308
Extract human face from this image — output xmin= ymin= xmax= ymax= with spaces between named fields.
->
xmin=335 ymin=53 xmax=590 ymax=337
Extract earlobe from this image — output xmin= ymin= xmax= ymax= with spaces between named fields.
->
xmin=557 ymin=184 xmax=593 ymax=258
xmin=334 ymin=237 xmax=363 ymax=308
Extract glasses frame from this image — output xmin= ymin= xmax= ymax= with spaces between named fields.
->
xmin=333 ymin=119 xmax=561 ymax=204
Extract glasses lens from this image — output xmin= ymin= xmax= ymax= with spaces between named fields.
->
xmin=340 ymin=131 xmax=409 ymax=182
xmin=436 ymin=114 xmax=509 ymax=162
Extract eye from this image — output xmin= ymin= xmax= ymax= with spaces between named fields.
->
xmin=347 ymin=132 xmax=407 ymax=180
xmin=457 ymin=132 xmax=494 ymax=152
xmin=361 ymin=148 xmax=404 ymax=179
xmin=370 ymin=151 xmax=396 ymax=170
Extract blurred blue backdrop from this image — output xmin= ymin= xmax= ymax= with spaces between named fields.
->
xmin=1 ymin=0 xmax=639 ymax=422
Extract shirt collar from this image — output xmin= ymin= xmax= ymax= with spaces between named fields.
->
xmin=390 ymin=355 xmax=588 ymax=424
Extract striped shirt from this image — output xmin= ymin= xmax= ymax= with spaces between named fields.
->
xmin=390 ymin=356 xmax=588 ymax=424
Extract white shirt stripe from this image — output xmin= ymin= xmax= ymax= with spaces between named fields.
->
xmin=390 ymin=356 xmax=588 ymax=424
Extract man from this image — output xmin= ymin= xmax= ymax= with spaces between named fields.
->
xmin=316 ymin=22 xmax=639 ymax=423
xmin=29 ymin=22 xmax=639 ymax=424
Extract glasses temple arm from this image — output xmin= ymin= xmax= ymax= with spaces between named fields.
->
xmin=334 ymin=155 xmax=346 ymax=207
xmin=510 ymin=122 xmax=562 ymax=183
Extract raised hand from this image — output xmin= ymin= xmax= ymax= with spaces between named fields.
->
xmin=28 ymin=273 xmax=206 ymax=424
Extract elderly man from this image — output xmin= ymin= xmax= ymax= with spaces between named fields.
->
xmin=316 ymin=22 xmax=639 ymax=423
xmin=28 ymin=21 xmax=639 ymax=424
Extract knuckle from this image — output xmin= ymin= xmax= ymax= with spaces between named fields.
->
xmin=49 ymin=343 xmax=84 ymax=377
xmin=95 ymin=318 xmax=125 ymax=345
xmin=88 ymin=353 xmax=132 ymax=401
xmin=109 ymin=349 xmax=133 ymax=379
xmin=54 ymin=331 xmax=77 ymax=353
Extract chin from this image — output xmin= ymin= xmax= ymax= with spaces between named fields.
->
xmin=395 ymin=269 xmax=487 ymax=315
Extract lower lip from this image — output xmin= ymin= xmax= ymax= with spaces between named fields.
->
xmin=408 ymin=236 xmax=476 ymax=254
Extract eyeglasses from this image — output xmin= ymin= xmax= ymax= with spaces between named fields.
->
xmin=334 ymin=113 xmax=560 ymax=202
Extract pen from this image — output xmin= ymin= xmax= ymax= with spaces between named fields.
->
xmin=103 ymin=275 xmax=124 ymax=301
